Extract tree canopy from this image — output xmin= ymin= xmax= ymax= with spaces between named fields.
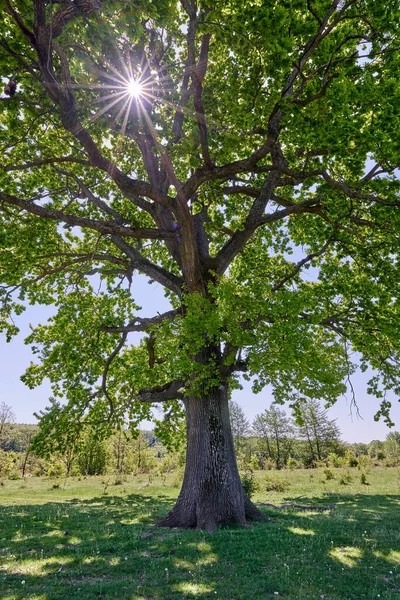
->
xmin=1 ymin=0 xmax=400 ymax=528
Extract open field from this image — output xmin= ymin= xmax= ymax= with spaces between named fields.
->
xmin=0 ymin=468 xmax=399 ymax=599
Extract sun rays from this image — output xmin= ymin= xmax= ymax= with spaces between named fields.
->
xmin=126 ymin=78 xmax=144 ymax=98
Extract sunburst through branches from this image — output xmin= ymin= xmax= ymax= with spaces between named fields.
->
xmin=83 ymin=55 xmax=158 ymax=136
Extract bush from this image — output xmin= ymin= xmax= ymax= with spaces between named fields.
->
xmin=241 ymin=471 xmax=260 ymax=498
xmin=172 ymin=466 xmax=184 ymax=488
xmin=263 ymin=458 xmax=276 ymax=470
xmin=47 ymin=460 xmax=65 ymax=479
xmin=328 ymin=453 xmax=344 ymax=468
xmin=287 ymin=457 xmax=301 ymax=470
xmin=324 ymin=468 xmax=335 ymax=481
xmin=339 ymin=470 xmax=352 ymax=485
xmin=344 ymin=449 xmax=358 ymax=467
xmin=264 ymin=475 xmax=290 ymax=492
xmin=357 ymin=455 xmax=372 ymax=472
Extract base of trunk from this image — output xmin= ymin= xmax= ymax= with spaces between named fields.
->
xmin=157 ymin=493 xmax=270 ymax=532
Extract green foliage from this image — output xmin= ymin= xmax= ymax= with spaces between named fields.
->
xmin=46 ymin=459 xmax=65 ymax=480
xmin=344 ymin=448 xmax=359 ymax=467
xmin=323 ymin=468 xmax=335 ymax=481
xmin=357 ymin=454 xmax=373 ymax=472
xmin=328 ymin=452 xmax=344 ymax=468
xmin=287 ymin=457 xmax=301 ymax=470
xmin=240 ymin=471 xmax=260 ymax=499
xmin=264 ymin=474 xmax=290 ymax=492
xmin=339 ymin=470 xmax=353 ymax=485
xmin=0 ymin=449 xmax=17 ymax=481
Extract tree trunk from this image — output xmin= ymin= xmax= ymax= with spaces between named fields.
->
xmin=157 ymin=385 xmax=268 ymax=531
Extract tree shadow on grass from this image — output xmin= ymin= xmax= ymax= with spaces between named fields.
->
xmin=0 ymin=491 xmax=399 ymax=599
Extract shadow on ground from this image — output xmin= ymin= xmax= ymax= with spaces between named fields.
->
xmin=1 ymin=490 xmax=399 ymax=599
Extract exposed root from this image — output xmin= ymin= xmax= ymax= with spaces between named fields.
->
xmin=244 ymin=495 xmax=272 ymax=522
xmin=258 ymin=502 xmax=337 ymax=513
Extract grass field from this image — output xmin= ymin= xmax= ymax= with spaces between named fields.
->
xmin=0 ymin=468 xmax=399 ymax=599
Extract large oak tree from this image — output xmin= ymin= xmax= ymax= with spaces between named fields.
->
xmin=1 ymin=0 xmax=400 ymax=530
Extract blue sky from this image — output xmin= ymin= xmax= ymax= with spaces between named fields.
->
xmin=1 ymin=274 xmax=399 ymax=443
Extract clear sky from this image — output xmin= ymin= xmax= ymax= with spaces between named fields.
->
xmin=1 ymin=274 xmax=399 ymax=443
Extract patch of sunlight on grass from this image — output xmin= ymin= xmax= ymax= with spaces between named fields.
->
xmin=120 ymin=518 xmax=140 ymax=525
xmin=6 ymin=556 xmax=74 ymax=575
xmin=81 ymin=556 xmax=103 ymax=565
xmin=173 ymin=559 xmax=194 ymax=569
xmin=67 ymin=536 xmax=82 ymax=544
xmin=109 ymin=557 xmax=121 ymax=566
xmin=374 ymin=550 xmax=400 ymax=563
xmin=288 ymin=527 xmax=315 ymax=536
xmin=197 ymin=542 xmax=212 ymax=552
xmin=329 ymin=546 xmax=363 ymax=568
xmin=197 ymin=553 xmax=218 ymax=566
xmin=175 ymin=582 xmax=214 ymax=595
xmin=43 ymin=529 xmax=64 ymax=538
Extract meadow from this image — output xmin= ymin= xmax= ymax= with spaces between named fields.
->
xmin=0 ymin=468 xmax=399 ymax=600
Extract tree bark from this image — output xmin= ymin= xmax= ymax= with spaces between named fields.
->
xmin=157 ymin=384 xmax=268 ymax=531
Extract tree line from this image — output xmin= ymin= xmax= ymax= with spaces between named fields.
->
xmin=230 ymin=399 xmax=400 ymax=470
xmin=1 ymin=401 xmax=400 ymax=482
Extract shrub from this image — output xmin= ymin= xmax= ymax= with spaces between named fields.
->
xmin=339 ymin=470 xmax=352 ymax=485
xmin=328 ymin=453 xmax=343 ymax=468
xmin=241 ymin=471 xmax=260 ymax=498
xmin=287 ymin=457 xmax=301 ymax=470
xmin=264 ymin=475 xmax=290 ymax=492
xmin=47 ymin=460 xmax=65 ymax=479
xmin=263 ymin=458 xmax=276 ymax=470
xmin=357 ymin=455 xmax=372 ymax=472
xmin=324 ymin=468 xmax=335 ymax=481
xmin=172 ymin=466 xmax=184 ymax=488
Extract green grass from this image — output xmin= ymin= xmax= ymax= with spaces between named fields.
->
xmin=0 ymin=468 xmax=399 ymax=599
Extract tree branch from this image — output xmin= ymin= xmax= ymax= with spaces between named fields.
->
xmin=136 ymin=380 xmax=185 ymax=403
xmin=0 ymin=192 xmax=175 ymax=241
xmin=1 ymin=156 xmax=91 ymax=171
xmin=110 ymin=236 xmax=183 ymax=296
xmin=271 ymin=234 xmax=336 ymax=292
xmin=102 ymin=309 xmax=181 ymax=333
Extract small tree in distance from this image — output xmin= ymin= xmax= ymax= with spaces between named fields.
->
xmin=1 ymin=1 xmax=400 ymax=530
xmin=229 ymin=400 xmax=251 ymax=456
xmin=0 ymin=403 xmax=15 ymax=447
xmin=296 ymin=399 xmax=342 ymax=466
xmin=253 ymin=405 xmax=293 ymax=469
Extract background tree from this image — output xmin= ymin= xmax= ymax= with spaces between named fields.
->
xmin=1 ymin=1 xmax=400 ymax=529
xmin=368 ymin=439 xmax=385 ymax=460
xmin=384 ymin=431 xmax=400 ymax=462
xmin=296 ymin=399 xmax=342 ymax=466
xmin=229 ymin=400 xmax=251 ymax=456
xmin=252 ymin=406 xmax=293 ymax=469
xmin=0 ymin=402 xmax=15 ymax=446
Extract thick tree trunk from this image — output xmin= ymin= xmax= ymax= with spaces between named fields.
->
xmin=157 ymin=385 xmax=268 ymax=531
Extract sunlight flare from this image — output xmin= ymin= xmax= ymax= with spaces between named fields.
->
xmin=127 ymin=78 xmax=143 ymax=98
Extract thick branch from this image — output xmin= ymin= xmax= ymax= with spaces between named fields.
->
xmin=136 ymin=380 xmax=185 ymax=403
xmin=110 ymin=236 xmax=183 ymax=297
xmin=0 ymin=192 xmax=175 ymax=241
xmin=102 ymin=309 xmax=181 ymax=333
